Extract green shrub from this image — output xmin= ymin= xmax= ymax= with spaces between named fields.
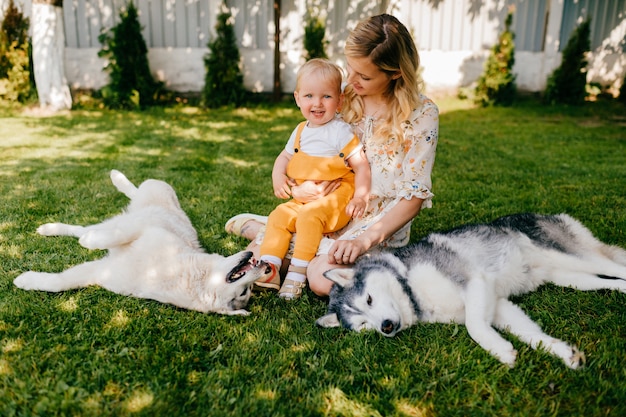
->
xmin=474 ymin=10 xmax=516 ymax=106
xmin=303 ymin=12 xmax=328 ymax=60
xmin=202 ymin=4 xmax=246 ymax=108
xmin=97 ymin=1 xmax=164 ymax=109
xmin=544 ymin=18 xmax=591 ymax=105
xmin=0 ymin=0 xmax=35 ymax=102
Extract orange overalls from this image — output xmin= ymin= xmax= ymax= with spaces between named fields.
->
xmin=261 ymin=121 xmax=361 ymax=262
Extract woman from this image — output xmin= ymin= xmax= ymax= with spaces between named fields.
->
xmin=226 ymin=14 xmax=438 ymax=296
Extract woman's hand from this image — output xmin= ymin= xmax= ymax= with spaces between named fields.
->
xmin=290 ymin=179 xmax=341 ymax=203
xmin=328 ymin=238 xmax=369 ymax=265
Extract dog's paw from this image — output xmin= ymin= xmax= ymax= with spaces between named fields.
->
xmin=546 ymin=340 xmax=586 ymax=369
xmin=14 ymin=272 xmax=49 ymax=291
xmin=494 ymin=347 xmax=518 ymax=368
xmin=568 ymin=347 xmax=586 ymax=369
xmin=110 ymin=170 xmax=137 ymax=198
xmin=220 ymin=309 xmax=250 ymax=316
xmin=37 ymin=223 xmax=64 ymax=236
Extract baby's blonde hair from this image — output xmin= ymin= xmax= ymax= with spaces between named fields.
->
xmin=295 ymin=58 xmax=344 ymax=94
xmin=342 ymin=14 xmax=423 ymax=143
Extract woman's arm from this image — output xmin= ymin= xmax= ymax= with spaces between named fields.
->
xmin=329 ymin=197 xmax=424 ymax=264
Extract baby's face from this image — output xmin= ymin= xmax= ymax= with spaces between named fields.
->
xmin=294 ymin=73 xmax=342 ymax=128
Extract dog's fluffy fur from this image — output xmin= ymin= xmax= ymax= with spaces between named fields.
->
xmin=317 ymin=213 xmax=626 ymax=368
xmin=14 ymin=170 xmax=271 ymax=315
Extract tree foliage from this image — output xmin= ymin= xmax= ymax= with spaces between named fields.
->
xmin=303 ymin=13 xmax=328 ymax=60
xmin=544 ymin=18 xmax=591 ymax=105
xmin=0 ymin=0 xmax=35 ymax=102
xmin=474 ymin=10 xmax=516 ymax=106
xmin=98 ymin=1 xmax=164 ymax=109
xmin=202 ymin=4 xmax=246 ymax=108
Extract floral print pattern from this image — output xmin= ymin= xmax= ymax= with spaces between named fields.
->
xmin=322 ymin=95 xmax=439 ymax=250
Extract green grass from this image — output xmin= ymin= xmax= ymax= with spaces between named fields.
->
xmin=1 ymin=96 xmax=625 ymax=416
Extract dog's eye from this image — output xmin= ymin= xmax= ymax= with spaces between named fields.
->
xmin=367 ymin=295 xmax=372 ymax=305
xmin=239 ymin=287 xmax=249 ymax=297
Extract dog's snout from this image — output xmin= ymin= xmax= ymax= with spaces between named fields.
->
xmin=381 ymin=320 xmax=396 ymax=335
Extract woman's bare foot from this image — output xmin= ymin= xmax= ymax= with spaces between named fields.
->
xmin=240 ymin=220 xmax=264 ymax=240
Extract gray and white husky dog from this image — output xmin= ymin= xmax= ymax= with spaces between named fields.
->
xmin=15 ymin=170 xmax=272 ymax=316
xmin=317 ymin=213 xmax=626 ymax=368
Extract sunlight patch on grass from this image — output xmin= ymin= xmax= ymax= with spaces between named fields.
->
xmin=58 ymin=297 xmax=78 ymax=312
xmin=179 ymin=107 xmax=201 ymax=115
xmin=323 ymin=387 xmax=383 ymax=417
xmin=394 ymin=399 xmax=435 ymax=417
xmin=0 ymin=242 xmax=21 ymax=258
xmin=124 ymin=389 xmax=154 ymax=412
xmin=83 ymin=393 xmax=105 ymax=414
xmin=206 ymin=121 xmax=238 ymax=130
xmin=255 ymin=388 xmax=277 ymax=401
xmin=2 ymin=338 xmax=23 ymax=353
xmin=103 ymin=381 xmax=123 ymax=397
xmin=220 ymin=155 xmax=259 ymax=168
xmin=266 ymin=107 xmax=298 ymax=118
xmin=187 ymin=370 xmax=202 ymax=384
xmin=0 ymin=359 xmax=12 ymax=375
xmin=106 ymin=310 xmax=131 ymax=328
xmin=128 ymin=146 xmax=165 ymax=157
xmin=290 ymin=341 xmax=313 ymax=353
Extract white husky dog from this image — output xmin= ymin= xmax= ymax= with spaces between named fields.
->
xmin=317 ymin=213 xmax=626 ymax=368
xmin=14 ymin=170 xmax=271 ymax=315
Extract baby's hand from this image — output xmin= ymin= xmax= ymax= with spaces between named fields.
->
xmin=272 ymin=175 xmax=293 ymax=199
xmin=346 ymin=197 xmax=367 ymax=218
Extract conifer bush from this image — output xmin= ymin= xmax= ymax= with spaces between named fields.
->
xmin=303 ymin=13 xmax=328 ymax=60
xmin=544 ymin=18 xmax=591 ymax=105
xmin=202 ymin=5 xmax=246 ymax=108
xmin=98 ymin=1 xmax=164 ymax=109
xmin=474 ymin=10 xmax=516 ymax=106
xmin=0 ymin=0 xmax=35 ymax=102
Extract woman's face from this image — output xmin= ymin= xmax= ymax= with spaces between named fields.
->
xmin=345 ymin=56 xmax=392 ymax=98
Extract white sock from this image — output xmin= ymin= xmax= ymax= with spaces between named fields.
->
xmin=260 ymin=255 xmax=282 ymax=268
xmin=286 ymin=258 xmax=308 ymax=283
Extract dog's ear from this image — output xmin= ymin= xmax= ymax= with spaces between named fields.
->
xmin=316 ymin=313 xmax=341 ymax=328
xmin=323 ymin=268 xmax=354 ymax=287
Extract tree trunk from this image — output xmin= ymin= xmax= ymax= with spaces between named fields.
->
xmin=32 ymin=0 xmax=72 ymax=111
xmin=272 ymin=0 xmax=281 ymax=102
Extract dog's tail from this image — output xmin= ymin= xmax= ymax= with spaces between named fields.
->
xmin=110 ymin=170 xmax=138 ymax=199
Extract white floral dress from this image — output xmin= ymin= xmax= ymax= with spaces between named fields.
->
xmin=256 ymin=95 xmax=439 ymax=256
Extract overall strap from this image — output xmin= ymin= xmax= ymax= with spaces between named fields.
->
xmin=293 ymin=121 xmax=307 ymax=151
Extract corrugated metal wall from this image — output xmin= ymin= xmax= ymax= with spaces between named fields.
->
xmin=560 ymin=0 xmax=626 ymax=51
xmin=3 ymin=0 xmax=624 ymax=53
xmin=62 ymin=0 xmax=215 ymax=48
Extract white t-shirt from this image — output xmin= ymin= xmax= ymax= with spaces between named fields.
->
xmin=285 ymin=117 xmax=362 ymax=159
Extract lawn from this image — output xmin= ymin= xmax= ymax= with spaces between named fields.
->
xmin=1 ymin=96 xmax=625 ymax=416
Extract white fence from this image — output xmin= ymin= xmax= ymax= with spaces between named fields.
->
xmin=2 ymin=0 xmax=625 ymax=93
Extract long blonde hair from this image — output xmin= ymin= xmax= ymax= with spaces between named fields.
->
xmin=342 ymin=14 xmax=423 ymax=143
